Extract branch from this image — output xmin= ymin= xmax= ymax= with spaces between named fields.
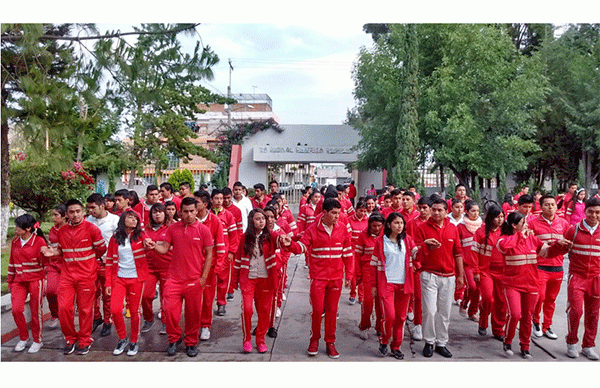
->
xmin=1 ymin=24 xmax=201 ymax=43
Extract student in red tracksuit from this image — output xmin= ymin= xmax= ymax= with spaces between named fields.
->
xmin=471 ymin=204 xmax=505 ymax=339
xmin=562 ymin=197 xmax=600 ymax=360
xmin=283 ymin=198 xmax=354 ymax=359
xmin=277 ymin=194 xmax=299 ymax=235
xmin=528 ymin=194 xmax=569 ymax=340
xmin=159 ymin=182 xmax=182 ymax=210
xmin=46 ymin=205 xmax=67 ymax=327
xmin=399 ymin=191 xmax=421 ymax=225
xmin=380 ymin=189 xmax=404 ymax=219
xmin=212 ymin=189 xmax=240 ymax=316
xmin=566 ymin=188 xmax=587 ymax=226
xmin=106 ymin=210 xmax=151 ymax=356
xmin=356 ymin=213 xmax=385 ymax=340
xmin=149 ymin=196 xmax=214 ymax=357
xmin=141 ymin=203 xmax=173 ymax=335
xmin=497 ymin=211 xmax=566 ymax=359
xmin=194 ymin=190 xmax=227 ymax=341
xmin=371 ymin=212 xmax=418 ymax=359
xmin=251 ymin=183 xmax=269 ymax=209
xmin=164 ymin=200 xmax=179 ymax=226
xmin=133 ymin=184 xmax=161 ymax=228
xmin=233 ymin=208 xmax=284 ymax=354
xmin=348 ymin=200 xmax=368 ymax=304
xmin=8 ymin=214 xmax=47 ymax=353
xmin=297 ymin=190 xmax=321 ymax=233
xmin=42 ymin=199 xmax=107 ymax=355
xmin=457 ymin=200 xmax=482 ymax=321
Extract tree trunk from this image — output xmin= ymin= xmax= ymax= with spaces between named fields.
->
xmin=1 ymin=120 xmax=11 ymax=247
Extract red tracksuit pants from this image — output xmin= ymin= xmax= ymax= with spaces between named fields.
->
xmin=201 ymin=269 xmax=217 ymax=328
xmin=277 ymin=261 xmax=288 ymax=308
xmin=241 ymin=277 xmax=274 ymax=346
xmin=269 ymin=264 xmax=286 ymax=327
xmin=141 ymin=270 xmax=168 ymax=323
xmin=46 ymin=266 xmax=60 ymax=319
xmin=503 ymin=287 xmax=538 ymax=351
xmin=379 ymin=283 xmax=411 ymax=350
xmin=111 ymin=277 xmax=144 ymax=343
xmin=477 ymin=272 xmax=493 ymax=330
xmin=566 ymin=274 xmax=600 ymax=348
xmin=163 ymin=278 xmax=204 ymax=347
xmin=309 ymin=278 xmax=343 ymax=344
xmin=93 ymin=271 xmax=111 ymax=324
xmin=490 ymin=269 xmax=508 ymax=337
xmin=459 ymin=266 xmax=480 ymax=316
xmin=358 ymin=261 xmax=382 ymax=331
xmin=58 ymin=273 xmax=97 ymax=347
xmin=11 ymin=279 xmax=44 ymax=343
xmin=533 ymin=269 xmax=563 ymax=332
xmin=408 ymin=271 xmax=423 ymax=326
xmin=216 ymin=258 xmax=234 ymax=306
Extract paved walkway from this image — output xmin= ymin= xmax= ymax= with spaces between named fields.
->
xmin=1 ymin=254 xmax=599 ymax=363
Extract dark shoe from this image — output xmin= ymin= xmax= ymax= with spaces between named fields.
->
xmin=126 ymin=342 xmax=138 ymax=356
xmin=100 ymin=323 xmax=112 ymax=337
xmin=423 ymin=343 xmax=434 ymax=358
xmin=326 ymin=342 xmax=339 ymax=359
xmin=503 ymin=342 xmax=514 ymax=356
xmin=167 ymin=337 xmax=183 ymax=356
xmin=267 ymin=327 xmax=278 ymax=338
xmin=251 ymin=327 xmax=257 ymax=336
xmin=391 ymin=349 xmax=404 ymax=360
xmin=76 ymin=344 xmax=91 ymax=355
xmin=112 ymin=338 xmax=129 ymax=356
xmin=478 ymin=326 xmax=487 ymax=336
xmin=378 ymin=343 xmax=388 ymax=356
xmin=226 ymin=293 xmax=234 ymax=301
xmin=141 ymin=320 xmax=154 ymax=333
xmin=216 ymin=304 xmax=226 ymax=316
xmin=159 ymin=323 xmax=167 ymax=335
xmin=63 ymin=342 xmax=76 ymax=355
xmin=493 ymin=334 xmax=504 ymax=342
xmin=521 ymin=349 xmax=532 ymax=359
xmin=92 ymin=318 xmax=103 ymax=333
xmin=435 ymin=345 xmax=452 ymax=358
xmin=186 ymin=345 xmax=199 ymax=357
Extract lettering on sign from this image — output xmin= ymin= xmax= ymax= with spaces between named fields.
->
xmin=258 ymin=146 xmax=353 ymax=155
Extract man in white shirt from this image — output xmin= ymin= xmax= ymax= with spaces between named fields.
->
xmin=86 ymin=193 xmax=120 ymax=337
xmin=232 ymin=181 xmax=253 ymax=231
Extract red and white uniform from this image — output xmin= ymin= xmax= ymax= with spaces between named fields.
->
xmin=280 ymin=205 xmax=298 ymax=235
xmin=348 ymin=213 xmax=368 ymax=301
xmin=380 ymin=205 xmax=403 ymax=220
xmin=528 ymin=214 xmax=569 ymax=333
xmin=251 ymin=195 xmax=268 ymax=209
xmin=413 ymin=218 xmax=462 ymax=277
xmin=502 ymin=202 xmax=517 ymax=217
xmin=471 ymin=225 xmax=506 ymax=337
xmin=161 ymin=220 xmax=213 ymax=346
xmin=355 ymin=229 xmax=383 ymax=332
xmin=297 ymin=203 xmax=318 ymax=233
xmin=160 ymin=195 xmax=181 ymax=210
xmin=56 ymin=220 xmax=107 ymax=347
xmin=8 ymin=234 xmax=47 ymax=344
xmin=371 ymin=235 xmax=417 ymax=350
xmin=563 ymin=221 xmax=600 ymax=349
xmin=232 ymin=231 xmax=282 ymax=348
xmin=198 ymin=211 xmax=227 ymax=329
xmin=133 ymin=200 xmax=157 ymax=228
xmin=46 ymin=225 xmax=64 ymax=319
xmin=272 ymin=217 xmax=293 ymax=324
xmin=141 ymin=224 xmax=172 ymax=325
xmin=457 ymin=221 xmax=481 ymax=317
xmin=106 ymin=234 xmax=150 ymax=343
xmin=405 ymin=216 xmax=427 ymax=326
xmin=214 ymin=207 xmax=240 ymax=306
xmin=224 ymin=203 xmax=244 ymax=236
xmin=287 ymin=218 xmax=354 ymax=345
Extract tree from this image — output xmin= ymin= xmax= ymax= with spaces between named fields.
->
xmin=168 ymin=168 xmax=195 ymax=192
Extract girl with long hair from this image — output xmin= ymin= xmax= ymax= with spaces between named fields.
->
xmin=232 ymin=209 xmax=283 ymax=354
xmin=164 ymin=200 xmax=179 ymax=226
xmin=140 ymin=203 xmax=173 ymax=335
xmin=471 ymin=204 xmax=505 ymax=338
xmin=105 ymin=210 xmax=150 ymax=356
xmin=371 ymin=212 xmax=417 ymax=360
xmin=457 ymin=200 xmax=483 ymax=321
xmin=566 ymin=188 xmax=587 ymax=226
xmin=502 ymin=193 xmax=516 ymax=217
xmin=348 ymin=200 xmax=368 ymax=305
xmin=9 ymin=214 xmax=47 ymax=353
xmin=46 ymin=204 xmax=67 ymax=327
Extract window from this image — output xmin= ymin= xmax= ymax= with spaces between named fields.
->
xmin=168 ymin=153 xmax=179 ymax=170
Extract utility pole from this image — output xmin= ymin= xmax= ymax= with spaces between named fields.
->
xmin=227 ymin=58 xmax=233 ymax=127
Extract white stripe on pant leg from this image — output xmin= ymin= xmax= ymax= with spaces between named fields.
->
xmin=37 ymin=279 xmax=44 ymax=343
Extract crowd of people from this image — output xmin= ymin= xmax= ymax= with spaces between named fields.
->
xmin=7 ymin=178 xmax=600 ymax=361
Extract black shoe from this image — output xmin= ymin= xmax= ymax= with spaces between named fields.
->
xmin=391 ymin=349 xmax=404 ymax=360
xmin=251 ymin=327 xmax=256 ymax=336
xmin=478 ymin=326 xmax=487 ymax=336
xmin=76 ymin=344 xmax=91 ymax=355
xmin=267 ymin=327 xmax=278 ymax=338
xmin=141 ymin=320 xmax=154 ymax=333
xmin=493 ymin=334 xmax=504 ymax=342
xmin=100 ymin=323 xmax=112 ymax=337
xmin=92 ymin=318 xmax=103 ymax=333
xmin=63 ymin=342 xmax=76 ymax=355
xmin=378 ymin=343 xmax=388 ymax=356
xmin=435 ymin=345 xmax=452 ymax=358
xmin=167 ymin=337 xmax=183 ymax=356
xmin=186 ymin=345 xmax=199 ymax=357
xmin=423 ymin=343 xmax=434 ymax=358
xmin=226 ymin=293 xmax=234 ymax=301
xmin=159 ymin=323 xmax=167 ymax=335
xmin=216 ymin=304 xmax=226 ymax=316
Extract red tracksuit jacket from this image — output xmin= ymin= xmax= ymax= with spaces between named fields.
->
xmin=371 ymin=235 xmax=417 ymax=296
xmin=471 ymin=225 xmax=503 ymax=275
xmin=144 ymin=224 xmax=173 ymax=272
xmin=232 ymin=231 xmax=282 ymax=290
xmin=8 ymin=235 xmax=47 ymax=284
xmin=497 ymin=233 xmax=543 ymax=293
xmin=413 ymin=217 xmax=462 ymax=277
xmin=355 ymin=229 xmax=381 ymax=283
xmin=105 ymin=234 xmax=151 ymax=287
xmin=297 ymin=203 xmax=318 ymax=233
xmin=56 ymin=220 xmax=106 ymax=279
xmin=563 ymin=221 xmax=600 ymax=278
xmin=528 ymin=215 xmax=569 ymax=268
xmin=198 ymin=212 xmax=227 ymax=273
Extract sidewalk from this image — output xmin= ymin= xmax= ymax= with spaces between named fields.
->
xmin=1 ymin=254 xmax=598 ymax=362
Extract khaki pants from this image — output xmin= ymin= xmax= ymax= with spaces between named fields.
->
xmin=420 ymin=271 xmax=455 ymax=347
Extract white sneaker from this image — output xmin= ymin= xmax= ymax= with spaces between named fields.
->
xmin=282 ymin=293 xmax=286 ymax=301
xmin=28 ymin=342 xmax=43 ymax=353
xmin=566 ymin=343 xmax=579 ymax=358
xmin=407 ymin=312 xmax=414 ymax=321
xmin=532 ymin=322 xmax=543 ymax=338
xmin=582 ymin=347 xmax=599 ymax=360
xmin=359 ymin=329 xmax=369 ymax=340
xmin=411 ymin=324 xmax=423 ymax=341
xmin=14 ymin=340 xmax=28 ymax=352
xmin=200 ymin=327 xmax=211 ymax=341
xmin=454 ymin=299 xmax=461 ymax=306
xmin=276 ymin=307 xmax=281 ymax=318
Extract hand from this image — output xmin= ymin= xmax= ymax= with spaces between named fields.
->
xmin=424 ymin=238 xmax=441 ymax=249
xmin=41 ymin=246 xmax=57 ymax=257
xmin=557 ymin=238 xmax=573 ymax=249
xmin=280 ymin=235 xmax=292 ymax=246
xmin=105 ymin=287 xmax=111 ymax=296
xmin=344 ymin=278 xmax=351 ymax=288
xmin=455 ymin=275 xmax=464 ymax=289
xmin=143 ymin=238 xmax=154 ymax=250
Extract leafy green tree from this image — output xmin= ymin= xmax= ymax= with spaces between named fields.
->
xmin=168 ymin=168 xmax=195 ymax=192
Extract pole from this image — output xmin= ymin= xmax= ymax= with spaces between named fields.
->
xmin=227 ymin=59 xmax=233 ymax=127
